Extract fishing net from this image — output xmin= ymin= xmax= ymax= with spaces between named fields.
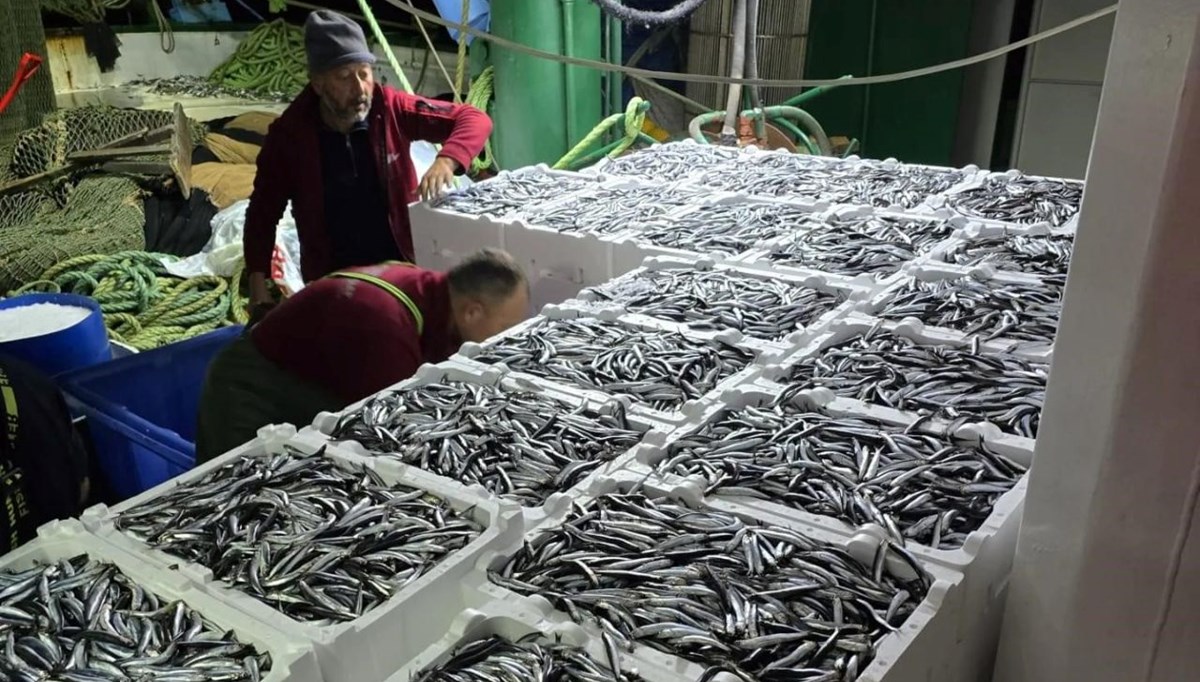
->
xmin=6 ymin=105 xmax=207 ymax=178
xmin=0 ymin=175 xmax=145 ymax=293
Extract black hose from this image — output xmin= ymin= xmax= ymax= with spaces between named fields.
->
xmin=589 ymin=0 xmax=713 ymax=26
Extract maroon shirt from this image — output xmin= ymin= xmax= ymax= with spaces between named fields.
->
xmin=243 ymin=84 xmax=493 ymax=282
xmin=251 ymin=264 xmax=461 ymax=404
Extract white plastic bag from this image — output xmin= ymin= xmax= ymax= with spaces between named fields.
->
xmin=161 ymin=200 xmax=306 ymax=295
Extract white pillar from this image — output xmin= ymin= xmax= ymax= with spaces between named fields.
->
xmin=993 ymin=2 xmax=1200 ymax=681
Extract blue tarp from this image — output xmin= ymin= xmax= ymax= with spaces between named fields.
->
xmin=431 ymin=0 xmax=491 ymax=45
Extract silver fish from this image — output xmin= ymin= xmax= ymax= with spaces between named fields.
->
xmin=331 ymin=379 xmax=646 ymax=506
xmin=413 ymin=633 xmax=642 ymax=682
xmin=660 ymin=387 xmax=1028 ymax=549
xmin=581 ymin=266 xmax=845 ymax=342
xmin=490 ymin=491 xmax=928 ymax=681
xmin=116 ymin=447 xmax=484 ymax=624
xmin=473 ymin=318 xmax=756 ymax=411
xmin=786 ymin=323 xmax=1049 ymax=438
xmin=0 ymin=554 xmax=271 ymax=680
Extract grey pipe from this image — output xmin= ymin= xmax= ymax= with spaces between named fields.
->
xmin=744 ymin=0 xmax=763 ymax=125
xmin=720 ymin=0 xmax=748 ymax=142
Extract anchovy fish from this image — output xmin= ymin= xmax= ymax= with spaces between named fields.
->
xmin=431 ymin=171 xmax=599 ymax=219
xmin=490 ymin=492 xmax=928 ymax=681
xmin=765 ymin=214 xmax=956 ymax=277
xmin=946 ymin=176 xmax=1082 ymax=226
xmin=581 ymin=267 xmax=845 ymax=341
xmin=331 ymin=379 xmax=646 ymax=506
xmin=116 ymin=447 xmax=483 ymax=624
xmin=594 ymin=142 xmax=746 ymax=180
xmin=786 ymin=322 xmax=1049 ymax=438
xmin=630 ymin=201 xmax=821 ymax=256
xmin=694 ymin=154 xmax=966 ymax=209
xmin=521 ymin=185 xmax=713 ymax=236
xmin=876 ymin=274 xmax=1065 ymax=344
xmin=472 ymin=318 xmax=756 ymax=411
xmin=942 ymin=233 xmax=1074 ymax=276
xmin=659 ymin=386 xmax=1028 ymax=548
xmin=0 ymin=554 xmax=271 ymax=680
xmin=414 ymin=634 xmax=644 ymax=682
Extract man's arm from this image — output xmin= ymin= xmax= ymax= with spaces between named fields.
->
xmin=390 ymin=90 xmax=492 ymax=199
xmin=243 ymin=126 xmax=292 ymax=306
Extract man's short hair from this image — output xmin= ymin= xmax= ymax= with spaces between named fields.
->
xmin=447 ymin=249 xmax=527 ymax=304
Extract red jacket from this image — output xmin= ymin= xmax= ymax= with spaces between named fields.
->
xmin=251 ymin=263 xmax=461 ymax=404
xmin=243 ymin=84 xmax=492 ymax=282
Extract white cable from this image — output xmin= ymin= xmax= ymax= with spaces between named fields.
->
xmin=343 ymin=0 xmax=1117 ymax=88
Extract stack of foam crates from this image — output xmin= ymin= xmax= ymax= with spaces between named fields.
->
xmin=6 ymin=143 xmax=1079 ymax=682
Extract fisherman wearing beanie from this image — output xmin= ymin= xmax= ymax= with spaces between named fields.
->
xmin=242 ymin=10 xmax=492 ymax=315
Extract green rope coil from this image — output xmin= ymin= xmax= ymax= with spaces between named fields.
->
xmin=10 ymin=251 xmax=248 ymax=351
xmin=210 ymin=20 xmax=308 ymax=99
xmin=466 ymin=66 xmax=496 ymax=173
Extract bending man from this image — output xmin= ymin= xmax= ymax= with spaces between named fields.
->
xmin=196 ymin=249 xmax=529 ymax=463
xmin=244 ymin=9 xmax=492 ymax=313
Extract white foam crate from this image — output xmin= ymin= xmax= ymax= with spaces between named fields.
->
xmin=309 ymin=360 xmax=674 ymax=515
xmin=502 ymin=219 xmax=615 ymax=312
xmin=855 ymin=262 xmax=1062 ymax=359
xmin=689 ymin=150 xmax=985 ymax=215
xmin=731 ymin=205 xmax=968 ymax=289
xmin=467 ymin=469 xmax=967 ymax=682
xmin=926 ymin=169 xmax=1084 ymax=231
xmin=637 ymin=378 xmax=1033 ymax=569
xmin=10 ymin=519 xmax=324 ymax=682
xmin=409 ymin=202 xmax=506 ymax=272
xmin=566 ymin=254 xmax=869 ymax=351
xmin=80 ymin=430 xmax=523 ymax=682
xmin=582 ymin=139 xmax=753 ymax=180
xmin=384 ymin=604 xmax=691 ymax=682
xmin=454 ymin=305 xmax=784 ymax=425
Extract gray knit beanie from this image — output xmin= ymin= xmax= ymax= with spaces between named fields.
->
xmin=304 ymin=10 xmax=377 ymax=73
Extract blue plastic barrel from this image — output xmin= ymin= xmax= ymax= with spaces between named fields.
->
xmin=0 ymin=293 xmax=111 ymax=376
xmin=59 ymin=325 xmax=243 ymax=500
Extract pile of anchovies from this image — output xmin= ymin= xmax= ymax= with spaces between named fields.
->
xmin=520 ymin=185 xmax=712 ymax=236
xmin=431 ymin=172 xmax=598 ymax=218
xmin=472 ymin=318 xmax=756 ymax=410
xmin=942 ymin=233 xmax=1074 ymax=276
xmin=490 ymin=493 xmax=929 ymax=681
xmin=946 ymin=176 xmax=1083 ymax=226
xmin=582 ymin=267 xmax=845 ymax=341
xmin=116 ymin=449 xmax=482 ymax=624
xmin=787 ymin=324 xmax=1049 ymax=438
xmin=765 ymin=214 xmax=955 ymax=276
xmin=596 ymin=143 xmax=746 ymax=180
xmin=0 ymin=554 xmax=271 ymax=681
xmin=658 ymin=389 xmax=1028 ymax=548
xmin=413 ymin=634 xmax=644 ymax=682
xmin=330 ymin=379 xmax=645 ymax=505
xmin=696 ymin=156 xmax=965 ymax=209
xmin=631 ymin=201 xmax=819 ymax=256
xmin=876 ymin=274 xmax=1065 ymax=344
xmin=126 ymin=75 xmax=294 ymax=103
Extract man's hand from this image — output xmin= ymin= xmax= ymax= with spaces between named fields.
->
xmin=419 ymin=156 xmax=459 ymax=202
xmin=247 ymin=272 xmax=278 ymax=327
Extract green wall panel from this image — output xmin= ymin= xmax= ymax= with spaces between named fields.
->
xmin=805 ymin=0 xmax=972 ymax=165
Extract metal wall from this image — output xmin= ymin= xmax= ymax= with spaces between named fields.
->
xmin=1012 ymin=0 xmax=1114 ymax=178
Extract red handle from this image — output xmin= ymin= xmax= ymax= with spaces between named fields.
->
xmin=0 ymin=53 xmax=44 ymax=116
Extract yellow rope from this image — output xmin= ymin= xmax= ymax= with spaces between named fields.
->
xmin=453 ymin=0 xmax=471 ymax=103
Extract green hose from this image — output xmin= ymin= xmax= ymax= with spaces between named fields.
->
xmin=209 ymin=20 xmax=308 ymax=98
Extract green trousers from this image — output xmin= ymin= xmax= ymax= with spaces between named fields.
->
xmin=195 ymin=334 xmax=343 ymax=464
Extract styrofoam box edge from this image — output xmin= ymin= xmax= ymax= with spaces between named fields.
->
xmin=471 ymin=469 xmax=968 ymax=682
xmin=15 ymin=519 xmax=324 ymax=682
xmin=83 ymin=432 xmax=526 ymax=682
